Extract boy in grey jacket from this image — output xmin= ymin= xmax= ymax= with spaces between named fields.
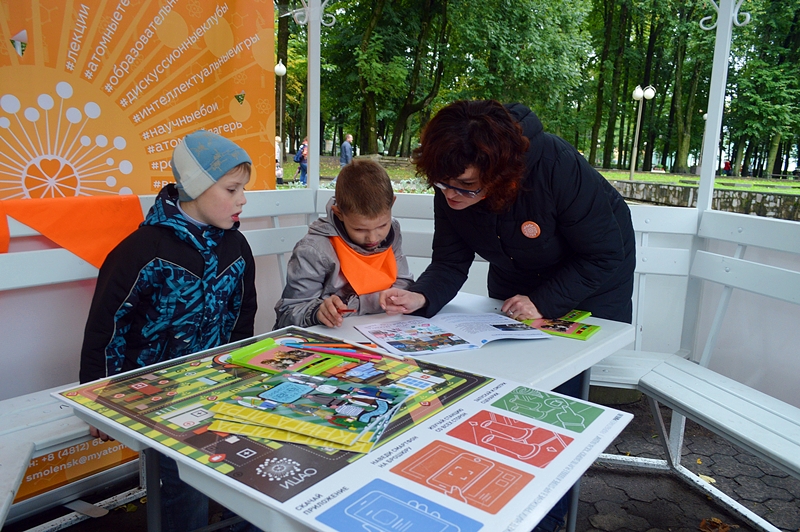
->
xmin=275 ymin=159 xmax=413 ymax=328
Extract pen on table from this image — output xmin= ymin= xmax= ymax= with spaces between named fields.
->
xmin=297 ymin=342 xmax=382 ymax=350
xmin=296 ymin=342 xmax=359 ymax=348
xmin=290 ymin=335 xmax=402 ymax=360
xmin=284 ymin=342 xmax=382 ymax=361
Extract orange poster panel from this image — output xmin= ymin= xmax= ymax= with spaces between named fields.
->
xmin=14 ymin=438 xmax=138 ymax=503
xmin=0 ymin=0 xmax=276 ymax=199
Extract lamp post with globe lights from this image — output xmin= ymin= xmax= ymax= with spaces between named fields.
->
xmin=274 ymin=59 xmax=287 ymax=164
xmin=629 ymin=85 xmax=656 ymax=180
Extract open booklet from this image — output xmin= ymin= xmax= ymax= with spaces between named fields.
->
xmin=355 ymin=313 xmax=549 ymax=356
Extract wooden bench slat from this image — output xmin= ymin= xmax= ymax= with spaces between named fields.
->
xmin=243 ymin=226 xmax=310 ymax=257
xmin=316 ymin=190 xmax=436 ymax=220
xmin=630 ymin=205 xmax=698 ymax=234
xmin=691 ymin=250 xmax=800 ymax=305
xmin=244 ymin=189 xmax=316 ymax=218
xmin=699 ymin=210 xmax=800 ymax=253
xmin=635 ymin=247 xmax=692 ymax=276
xmin=591 ymin=349 xmax=680 ymax=389
xmin=398 ymin=230 xmax=433 ymax=258
xmin=639 ymin=356 xmax=800 ymax=476
xmin=0 ymin=249 xmax=97 ymax=291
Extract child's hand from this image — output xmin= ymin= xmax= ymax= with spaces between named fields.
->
xmin=380 ymin=289 xmax=426 ymax=315
xmin=317 ymin=295 xmax=349 ymax=327
xmin=90 ymin=425 xmax=114 ymax=442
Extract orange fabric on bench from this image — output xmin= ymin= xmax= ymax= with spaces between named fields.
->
xmin=0 ymin=196 xmax=144 ymax=268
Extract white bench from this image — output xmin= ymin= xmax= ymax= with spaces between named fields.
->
xmin=594 ymin=208 xmax=800 ymax=532
xmin=3 ymin=190 xmax=800 ymax=532
xmin=590 ymin=205 xmax=697 ymax=388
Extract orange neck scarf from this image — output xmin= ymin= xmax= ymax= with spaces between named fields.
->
xmin=329 ymin=236 xmax=397 ymax=295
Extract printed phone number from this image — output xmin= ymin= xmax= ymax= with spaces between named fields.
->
xmin=29 ymin=438 xmax=108 ymax=467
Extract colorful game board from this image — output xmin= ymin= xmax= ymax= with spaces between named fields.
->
xmin=57 ymin=328 xmax=632 ymax=531
xmin=59 ymin=328 xmax=490 ymax=502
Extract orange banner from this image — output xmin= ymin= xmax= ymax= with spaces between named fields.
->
xmin=0 ymin=1 xmax=276 ymax=199
xmin=14 ymin=438 xmax=138 ymax=503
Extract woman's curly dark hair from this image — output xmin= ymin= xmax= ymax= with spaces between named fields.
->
xmin=412 ymin=100 xmax=529 ymax=211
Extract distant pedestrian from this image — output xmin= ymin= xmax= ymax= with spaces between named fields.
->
xmin=340 ymin=134 xmax=353 ymax=167
xmin=293 ymin=137 xmax=308 ymax=185
xmin=332 ymin=134 xmax=354 ymax=186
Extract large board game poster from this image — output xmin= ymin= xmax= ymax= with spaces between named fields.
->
xmin=57 ymin=328 xmax=632 ymax=531
xmin=0 ymin=0 xmax=276 ymax=199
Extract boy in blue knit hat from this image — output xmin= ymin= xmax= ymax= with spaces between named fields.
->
xmin=80 ymin=130 xmax=259 ymax=532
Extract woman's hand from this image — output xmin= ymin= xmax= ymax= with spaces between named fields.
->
xmin=316 ymin=295 xmax=348 ymax=327
xmin=380 ymin=289 xmax=427 ymax=315
xmin=501 ymin=295 xmax=543 ymax=321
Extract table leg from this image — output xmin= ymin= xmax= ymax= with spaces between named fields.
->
xmin=143 ymin=448 xmax=162 ymax=532
xmin=565 ymin=369 xmax=592 ymax=532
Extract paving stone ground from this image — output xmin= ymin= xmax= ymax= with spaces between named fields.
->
xmin=7 ymin=395 xmax=800 ymax=532
xmin=575 ymin=395 xmax=800 ymax=532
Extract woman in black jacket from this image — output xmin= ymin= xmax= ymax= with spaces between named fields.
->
xmin=381 ymin=99 xmax=634 ymax=325
xmin=380 ymin=99 xmax=635 ymax=532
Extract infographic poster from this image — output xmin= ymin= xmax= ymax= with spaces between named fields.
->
xmin=0 ymin=0 xmax=277 ymax=199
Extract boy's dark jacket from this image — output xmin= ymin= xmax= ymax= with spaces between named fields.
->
xmin=410 ymin=103 xmax=635 ymax=321
xmin=80 ymin=184 xmax=257 ymax=383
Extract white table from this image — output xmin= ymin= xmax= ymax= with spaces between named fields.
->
xmin=310 ymin=292 xmax=635 ymax=393
xmin=60 ymin=293 xmax=635 ymax=532
xmin=311 ymin=292 xmax=635 ymax=532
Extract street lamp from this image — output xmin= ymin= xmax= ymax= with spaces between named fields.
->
xmin=274 ymin=59 xmax=287 ymax=164
xmin=629 ymin=84 xmax=656 ymax=180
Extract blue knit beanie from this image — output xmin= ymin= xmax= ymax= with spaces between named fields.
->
xmin=171 ymin=130 xmax=251 ymax=201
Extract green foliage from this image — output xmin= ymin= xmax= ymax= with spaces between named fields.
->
xmin=276 ymin=0 xmax=800 ymax=176
xmin=353 ymin=32 xmax=409 ymax=99
xmin=441 ymin=0 xmax=591 ymax=118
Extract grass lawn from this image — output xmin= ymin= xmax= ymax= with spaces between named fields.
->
xmin=278 ymin=156 xmax=800 ymax=196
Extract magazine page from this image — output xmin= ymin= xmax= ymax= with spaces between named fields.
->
xmin=355 ymin=313 xmax=549 ymax=356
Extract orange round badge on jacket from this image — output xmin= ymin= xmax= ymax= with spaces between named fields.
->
xmin=521 ymin=221 xmax=541 ymax=238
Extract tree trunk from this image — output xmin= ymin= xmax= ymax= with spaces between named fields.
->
xmin=357 ymin=0 xmax=388 ymax=155
xmin=766 ymin=132 xmax=781 ymax=178
xmin=603 ymin=1 xmax=628 ymax=168
xmin=731 ymin=139 xmax=742 ymax=177
xmin=399 ymin=115 xmax=411 ymax=157
xmin=640 ymin=9 xmax=665 ymax=172
xmin=741 ymin=138 xmax=755 ymax=176
xmin=588 ymin=0 xmax=616 ymax=167
xmin=387 ymin=0 xmax=448 ymax=157
xmin=661 ymin=80 xmax=676 ymax=170
xmin=782 ymin=138 xmax=792 ymax=175
xmin=617 ymin=61 xmax=630 ymax=169
xmin=672 ymin=3 xmax=701 ymax=174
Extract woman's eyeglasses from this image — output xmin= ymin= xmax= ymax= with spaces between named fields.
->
xmin=433 ymin=181 xmax=483 ymax=199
